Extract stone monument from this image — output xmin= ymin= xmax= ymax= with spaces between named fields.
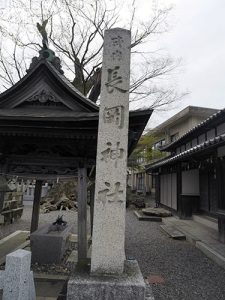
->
xmin=67 ymin=28 xmax=147 ymax=300
xmin=91 ymin=27 xmax=131 ymax=275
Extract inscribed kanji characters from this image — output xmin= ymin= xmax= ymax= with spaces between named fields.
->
xmin=97 ymin=182 xmax=124 ymax=205
xmin=105 ymin=66 xmax=128 ymax=94
xmin=103 ymin=106 xmax=124 ymax=128
xmin=101 ymin=142 xmax=124 ymax=167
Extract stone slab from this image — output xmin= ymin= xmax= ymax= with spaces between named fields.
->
xmin=31 ymin=224 xmax=72 ymax=264
xmin=160 ymin=225 xmax=186 ymax=240
xmin=192 ymin=215 xmax=218 ymax=231
xmin=0 ymin=231 xmax=29 ymax=262
xmin=142 ymin=207 xmax=172 ymax=217
xmin=196 ymin=241 xmax=225 ymax=269
xmin=67 ymin=260 xmax=146 ymax=300
xmin=134 ymin=211 xmax=162 ymax=222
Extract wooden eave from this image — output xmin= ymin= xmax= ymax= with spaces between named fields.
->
xmin=146 ymin=133 xmax=225 ymax=172
xmin=162 ymin=108 xmax=225 ymax=152
xmin=0 ymin=109 xmax=153 ymax=156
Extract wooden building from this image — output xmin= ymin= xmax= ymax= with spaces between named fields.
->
xmin=131 ymin=106 xmax=217 ymax=196
xmin=0 ymin=46 xmax=152 ymax=260
xmin=146 ymin=108 xmax=225 ymax=243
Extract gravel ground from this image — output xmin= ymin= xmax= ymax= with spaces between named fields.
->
xmin=125 ymin=209 xmax=225 ymax=300
xmin=0 ymin=206 xmax=91 ymax=239
xmin=1 ymin=206 xmax=225 ymax=299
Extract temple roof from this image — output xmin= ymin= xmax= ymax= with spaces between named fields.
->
xmin=0 ymin=47 xmax=153 ymax=171
xmin=0 ymin=58 xmax=98 ymax=113
xmin=146 ymin=133 xmax=225 ymax=172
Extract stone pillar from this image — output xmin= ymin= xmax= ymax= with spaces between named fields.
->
xmin=30 ymin=179 xmax=43 ymax=233
xmin=91 ymin=28 xmax=131 ymax=275
xmin=3 ymin=249 xmax=36 ymax=300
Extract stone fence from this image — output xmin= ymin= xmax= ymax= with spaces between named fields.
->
xmin=0 ymin=249 xmax=36 ymax=300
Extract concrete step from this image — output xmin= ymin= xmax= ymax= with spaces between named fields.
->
xmin=0 ymin=231 xmax=30 ymax=265
xmin=193 ymin=214 xmax=218 ymax=231
xmin=196 ymin=241 xmax=225 ymax=269
xmin=160 ymin=225 xmax=186 ymax=240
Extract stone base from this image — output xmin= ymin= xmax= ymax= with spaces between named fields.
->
xmin=30 ymin=224 xmax=72 ymax=264
xmin=67 ymin=260 xmax=146 ymax=300
xmin=218 ymin=213 xmax=225 ymax=243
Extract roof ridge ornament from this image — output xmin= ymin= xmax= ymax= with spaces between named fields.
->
xmin=27 ymin=19 xmax=64 ymax=74
xmin=37 ymin=19 xmax=49 ymax=50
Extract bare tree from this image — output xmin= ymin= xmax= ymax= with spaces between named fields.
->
xmin=0 ymin=0 xmax=185 ymax=109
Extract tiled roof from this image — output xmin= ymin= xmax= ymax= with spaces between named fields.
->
xmin=161 ymin=108 xmax=225 ymax=151
xmin=145 ymin=133 xmax=225 ymax=171
xmin=46 ymin=61 xmax=99 ymax=110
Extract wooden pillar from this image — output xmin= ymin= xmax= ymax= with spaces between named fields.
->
xmin=155 ymin=173 xmax=160 ymax=207
xmin=30 ymin=179 xmax=43 ymax=233
xmin=0 ymin=192 xmax=4 ymax=213
xmin=177 ymin=163 xmax=182 ymax=216
xmin=78 ymin=167 xmax=88 ymax=263
xmin=217 ymin=159 xmax=225 ymax=243
xmin=90 ymin=182 xmax=95 ymax=237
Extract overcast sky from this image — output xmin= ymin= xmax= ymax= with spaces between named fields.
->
xmin=1 ymin=0 xmax=224 ymax=130
xmin=143 ymin=0 xmax=225 ymax=128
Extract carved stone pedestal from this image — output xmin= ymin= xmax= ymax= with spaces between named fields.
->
xmin=218 ymin=211 xmax=225 ymax=243
xmin=31 ymin=224 xmax=72 ymax=264
xmin=67 ymin=260 xmax=146 ymax=300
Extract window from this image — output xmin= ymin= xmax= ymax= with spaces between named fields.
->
xmin=152 ymin=139 xmax=166 ymax=150
xmin=217 ymin=123 xmax=225 ymax=135
xmin=198 ymin=133 xmax=205 ymax=144
xmin=176 ymin=147 xmax=181 ymax=154
xmin=137 ymin=173 xmax=144 ymax=191
xmin=152 ymin=175 xmax=156 ymax=188
xmin=186 ymin=142 xmax=191 ymax=150
xmin=192 ymin=138 xmax=197 ymax=147
xmin=181 ymin=145 xmax=186 ymax=152
xmin=28 ymin=187 xmax=32 ymax=196
xmin=207 ymin=129 xmax=215 ymax=140
xmin=170 ymin=133 xmax=179 ymax=143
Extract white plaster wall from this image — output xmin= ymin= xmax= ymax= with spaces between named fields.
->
xmin=160 ymin=173 xmax=177 ymax=210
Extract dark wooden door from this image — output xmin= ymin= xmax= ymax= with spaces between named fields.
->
xmin=208 ymin=170 xmax=217 ymax=214
xmin=217 ymin=160 xmax=225 ymax=211
xmin=199 ymin=169 xmax=209 ymax=212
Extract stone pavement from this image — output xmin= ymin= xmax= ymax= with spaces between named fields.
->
xmin=162 ymin=216 xmax=225 ymax=269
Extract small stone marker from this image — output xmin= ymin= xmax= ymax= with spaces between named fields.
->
xmin=1 ymin=249 xmax=36 ymax=300
xmin=91 ymin=28 xmax=131 ymax=275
